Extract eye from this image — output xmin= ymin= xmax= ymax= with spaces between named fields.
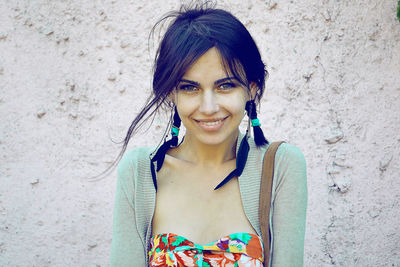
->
xmin=218 ymin=82 xmax=236 ymax=91
xmin=178 ymin=84 xmax=198 ymax=92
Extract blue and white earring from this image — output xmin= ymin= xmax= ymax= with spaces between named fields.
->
xmin=245 ymin=99 xmax=269 ymax=146
xmin=150 ymin=106 xmax=181 ymax=191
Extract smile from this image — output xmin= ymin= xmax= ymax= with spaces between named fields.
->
xmin=194 ymin=117 xmax=228 ymax=131
xmin=199 ymin=120 xmax=222 ymax=126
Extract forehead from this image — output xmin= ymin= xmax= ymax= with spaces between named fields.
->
xmin=182 ymin=47 xmax=230 ymax=81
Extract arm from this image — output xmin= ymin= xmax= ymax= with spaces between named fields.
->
xmin=271 ymin=144 xmax=308 ymax=267
xmin=110 ymin=152 xmax=146 ymax=266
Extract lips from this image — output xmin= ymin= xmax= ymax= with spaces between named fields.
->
xmin=198 ymin=119 xmax=223 ymax=126
xmin=194 ymin=117 xmax=228 ymax=131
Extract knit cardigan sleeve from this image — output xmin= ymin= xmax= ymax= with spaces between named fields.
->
xmin=110 ymin=149 xmax=146 ymax=266
xmin=270 ymin=143 xmax=308 ymax=267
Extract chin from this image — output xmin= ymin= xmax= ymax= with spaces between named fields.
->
xmin=193 ymin=130 xmax=239 ymax=146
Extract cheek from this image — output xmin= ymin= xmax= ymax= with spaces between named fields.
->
xmin=175 ymin=95 xmax=198 ymax=117
xmin=220 ymin=93 xmax=248 ymax=116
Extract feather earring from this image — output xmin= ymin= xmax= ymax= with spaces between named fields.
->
xmin=150 ymin=106 xmax=181 ymax=191
xmin=245 ymin=100 xmax=269 ymax=147
xmin=214 ymin=133 xmax=249 ymax=190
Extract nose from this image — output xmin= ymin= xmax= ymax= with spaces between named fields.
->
xmin=198 ymin=90 xmax=219 ymax=115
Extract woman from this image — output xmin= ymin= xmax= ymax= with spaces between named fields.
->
xmin=110 ymin=2 xmax=307 ymax=266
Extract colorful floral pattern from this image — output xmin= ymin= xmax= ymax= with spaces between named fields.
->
xmin=149 ymin=232 xmax=264 ymax=266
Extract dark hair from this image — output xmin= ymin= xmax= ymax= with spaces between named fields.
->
xmin=152 ymin=3 xmax=267 ymax=105
xmin=101 ymin=2 xmax=268 ymax=176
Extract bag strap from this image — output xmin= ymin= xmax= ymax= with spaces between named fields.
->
xmin=259 ymin=141 xmax=285 ymax=266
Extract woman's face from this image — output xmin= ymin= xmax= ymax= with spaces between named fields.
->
xmin=173 ymin=47 xmax=253 ymax=146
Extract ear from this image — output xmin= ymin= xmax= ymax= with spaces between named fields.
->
xmin=249 ymin=82 xmax=258 ymax=100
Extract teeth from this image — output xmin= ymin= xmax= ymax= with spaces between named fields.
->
xmin=200 ymin=120 xmax=222 ymax=126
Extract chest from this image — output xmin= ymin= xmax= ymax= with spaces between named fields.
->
xmin=151 ymin=163 xmax=257 ymax=244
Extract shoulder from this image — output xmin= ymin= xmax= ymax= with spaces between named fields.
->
xmin=250 ymin=139 xmax=306 ymax=166
xmin=117 ymin=147 xmax=155 ymax=170
xmin=116 ymin=146 xmax=156 ymax=196
xmin=117 ymin=146 xmax=156 ymax=182
xmin=274 ymin=142 xmax=306 ymax=167
xmin=272 ymin=142 xmax=307 ymax=192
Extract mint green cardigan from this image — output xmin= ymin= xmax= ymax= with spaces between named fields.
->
xmin=110 ymin=132 xmax=307 ymax=266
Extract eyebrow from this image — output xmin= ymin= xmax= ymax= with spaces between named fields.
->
xmin=179 ymin=77 xmax=238 ymax=86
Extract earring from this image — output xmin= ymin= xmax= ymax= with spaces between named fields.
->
xmin=214 ymin=131 xmax=250 ymax=189
xmin=245 ymin=100 xmax=269 ymax=146
xmin=170 ymin=106 xmax=181 ymax=146
xmin=150 ymin=106 xmax=181 ymax=191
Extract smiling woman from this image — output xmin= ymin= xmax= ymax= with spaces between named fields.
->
xmin=110 ymin=2 xmax=307 ymax=267
xmin=173 ymin=47 xmax=250 ymax=147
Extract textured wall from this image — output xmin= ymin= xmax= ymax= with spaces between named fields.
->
xmin=1 ymin=0 xmax=399 ymax=266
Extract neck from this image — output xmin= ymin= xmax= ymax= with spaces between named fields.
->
xmin=175 ymin=130 xmax=240 ymax=167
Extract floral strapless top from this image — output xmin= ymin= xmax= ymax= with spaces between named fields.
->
xmin=148 ymin=232 xmax=264 ymax=266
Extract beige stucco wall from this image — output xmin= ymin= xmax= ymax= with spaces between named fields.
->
xmin=1 ymin=0 xmax=399 ymax=266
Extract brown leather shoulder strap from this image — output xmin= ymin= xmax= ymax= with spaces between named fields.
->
xmin=260 ymin=141 xmax=285 ymax=266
